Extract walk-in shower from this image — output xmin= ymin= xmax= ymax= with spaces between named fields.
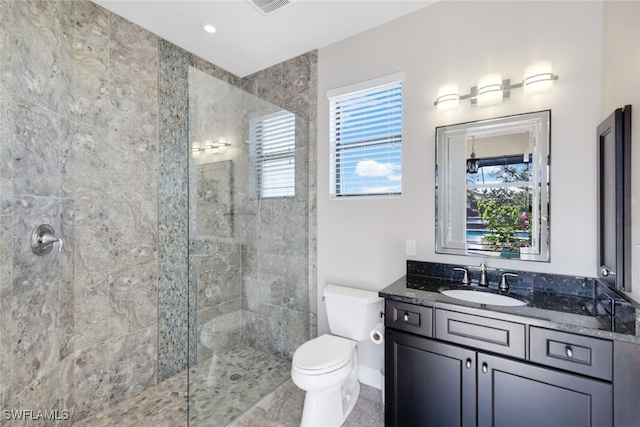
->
xmin=186 ymin=66 xmax=310 ymax=425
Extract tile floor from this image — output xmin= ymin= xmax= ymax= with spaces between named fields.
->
xmin=75 ymin=345 xmax=385 ymax=426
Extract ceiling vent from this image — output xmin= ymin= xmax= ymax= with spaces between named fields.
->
xmin=248 ymin=0 xmax=292 ymax=15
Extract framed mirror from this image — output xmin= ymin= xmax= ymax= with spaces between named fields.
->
xmin=436 ymin=111 xmax=550 ymax=261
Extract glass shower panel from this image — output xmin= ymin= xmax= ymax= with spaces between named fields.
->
xmin=187 ymin=66 xmax=309 ymax=426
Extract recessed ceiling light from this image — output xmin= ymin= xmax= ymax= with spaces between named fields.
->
xmin=203 ymin=24 xmax=217 ymax=34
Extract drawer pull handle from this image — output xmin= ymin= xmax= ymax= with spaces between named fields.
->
xmin=481 ymin=362 xmax=488 ymax=374
xmin=565 ymin=346 xmax=573 ymax=358
xmin=465 ymin=358 xmax=472 ymax=369
xmin=403 ymin=313 xmax=410 ymax=322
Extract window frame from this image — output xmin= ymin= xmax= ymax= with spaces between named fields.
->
xmin=328 ymin=72 xmax=404 ymax=198
xmin=249 ymin=110 xmax=297 ymax=199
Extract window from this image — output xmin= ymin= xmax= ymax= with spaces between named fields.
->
xmin=329 ymin=74 xmax=403 ymax=197
xmin=249 ymin=110 xmax=296 ymax=198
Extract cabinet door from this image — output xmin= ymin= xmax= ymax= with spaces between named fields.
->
xmin=477 ymin=353 xmax=613 ymax=427
xmin=385 ymin=329 xmax=476 ymax=427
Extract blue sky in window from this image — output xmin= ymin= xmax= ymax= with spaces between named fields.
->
xmin=336 ymin=86 xmax=402 ymax=195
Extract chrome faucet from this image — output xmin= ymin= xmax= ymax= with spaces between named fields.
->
xmin=478 ymin=262 xmax=488 ymax=287
xmin=453 ymin=267 xmax=470 ymax=285
xmin=499 ymin=272 xmax=518 ymax=293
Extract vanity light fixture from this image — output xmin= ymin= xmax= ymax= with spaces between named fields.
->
xmin=191 ymin=140 xmax=230 ymax=155
xmin=436 ymin=84 xmax=459 ymax=111
xmin=523 ymin=61 xmax=556 ymax=97
xmin=476 ymin=73 xmax=504 ymax=107
xmin=210 ymin=139 xmax=230 ymax=154
xmin=434 ymin=62 xmax=558 ymax=109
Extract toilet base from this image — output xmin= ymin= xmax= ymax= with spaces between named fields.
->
xmin=299 ymin=365 xmax=360 ymax=427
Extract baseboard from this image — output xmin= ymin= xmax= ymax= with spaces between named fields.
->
xmin=358 ymin=364 xmax=382 ymax=390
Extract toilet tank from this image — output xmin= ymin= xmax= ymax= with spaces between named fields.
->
xmin=324 ymin=284 xmax=383 ymax=341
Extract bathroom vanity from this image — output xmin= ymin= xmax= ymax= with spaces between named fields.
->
xmin=380 ymin=261 xmax=640 ymax=427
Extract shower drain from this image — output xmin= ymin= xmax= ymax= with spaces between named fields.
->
xmin=229 ymin=373 xmax=242 ymax=381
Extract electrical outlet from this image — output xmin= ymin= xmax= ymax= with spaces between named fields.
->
xmin=406 ymin=240 xmax=416 ymax=256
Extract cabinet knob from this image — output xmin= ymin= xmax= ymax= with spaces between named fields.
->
xmin=565 ymin=346 xmax=573 ymax=358
xmin=403 ymin=313 xmax=409 ymax=322
xmin=481 ymin=362 xmax=488 ymax=374
xmin=465 ymin=358 xmax=472 ymax=369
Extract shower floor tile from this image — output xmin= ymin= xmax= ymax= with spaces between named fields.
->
xmin=188 ymin=346 xmax=291 ymax=426
xmin=74 ymin=344 xmax=384 ymax=427
xmin=74 ymin=345 xmax=289 ymax=427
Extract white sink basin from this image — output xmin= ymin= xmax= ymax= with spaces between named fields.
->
xmin=440 ymin=289 xmax=527 ymax=307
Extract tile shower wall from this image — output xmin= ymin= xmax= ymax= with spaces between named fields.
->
xmin=0 ymin=0 xmax=159 ymax=422
xmin=241 ymin=53 xmax=319 ymax=353
xmin=0 ymin=0 xmax=317 ymax=422
xmin=188 ymin=63 xmax=315 ymax=364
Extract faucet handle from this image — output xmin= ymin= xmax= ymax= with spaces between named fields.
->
xmin=453 ymin=267 xmax=470 ymax=285
xmin=499 ymin=272 xmax=518 ymax=293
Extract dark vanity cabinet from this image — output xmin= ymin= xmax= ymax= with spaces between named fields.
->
xmin=385 ymin=300 xmax=614 ymax=427
xmin=386 ymin=329 xmax=476 ymax=427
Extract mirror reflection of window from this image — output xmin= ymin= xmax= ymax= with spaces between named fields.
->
xmin=435 ymin=110 xmax=550 ymax=262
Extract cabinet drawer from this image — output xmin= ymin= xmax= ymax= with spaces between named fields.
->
xmin=529 ymin=327 xmax=613 ymax=381
xmin=385 ymin=300 xmax=433 ymax=337
xmin=435 ymin=310 xmax=525 ymax=358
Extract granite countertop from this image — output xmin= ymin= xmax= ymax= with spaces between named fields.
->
xmin=379 ymin=274 xmax=640 ymax=344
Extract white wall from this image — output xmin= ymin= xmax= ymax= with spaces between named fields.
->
xmin=601 ymin=1 xmax=640 ymax=304
xmin=317 ymin=1 xmax=604 ymax=373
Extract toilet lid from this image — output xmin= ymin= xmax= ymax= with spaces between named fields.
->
xmin=293 ymin=334 xmax=354 ymax=373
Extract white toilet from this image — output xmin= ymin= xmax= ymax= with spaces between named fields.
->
xmin=291 ymin=284 xmax=382 ymax=426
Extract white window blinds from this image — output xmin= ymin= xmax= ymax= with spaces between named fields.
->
xmin=249 ymin=110 xmax=296 ymax=198
xmin=329 ymin=76 xmax=403 ymax=197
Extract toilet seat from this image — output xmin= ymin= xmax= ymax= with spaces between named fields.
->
xmin=292 ymin=334 xmax=354 ymax=375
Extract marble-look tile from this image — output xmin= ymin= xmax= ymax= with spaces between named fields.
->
xmin=242 ymin=301 xmax=283 ymax=357
xmin=281 ymin=255 xmax=309 ymax=311
xmin=0 ymin=89 xmax=12 ymax=197
xmin=68 ymin=0 xmax=110 ymax=127
xmin=60 ymin=119 xmax=110 ymax=200
xmin=342 ymin=386 xmax=385 ymax=427
xmin=59 ymin=277 xmax=75 ymax=360
xmin=230 ymin=379 xmax=304 ymax=427
xmin=0 ymin=214 xmax=12 ymax=299
xmin=195 ymin=55 xmax=231 ymax=82
xmin=282 ymin=55 xmax=312 ymax=120
xmin=108 ymin=63 xmax=158 ymax=203
xmin=8 ymin=355 xmax=75 ymax=427
xmin=8 ymin=0 xmax=61 ymax=113
xmin=58 ymin=0 xmax=74 ymax=127
xmin=73 ymin=196 xmax=109 ymax=275
xmin=59 ymin=198 xmax=75 ymax=282
xmin=108 ymin=263 xmax=158 ymax=338
xmin=194 ymin=252 xmax=241 ymax=310
xmin=0 ymin=297 xmax=10 ymax=408
xmin=73 ymin=342 xmax=110 ymax=421
xmin=108 ymin=326 xmax=158 ymax=406
xmin=282 ymin=200 xmax=309 ymax=257
xmin=8 ymin=283 xmax=61 ymax=395
xmin=0 ymin=1 xmax=9 ymax=79
xmin=75 ymin=272 xmax=109 ymax=351
xmin=12 ymin=96 xmax=60 ymax=197
xmin=281 ymin=308 xmax=308 ymax=360
xmin=108 ymin=199 xmax=157 ymax=268
xmin=108 ymin=13 xmax=158 ymax=79
xmin=11 ymin=196 xmax=60 ymax=295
